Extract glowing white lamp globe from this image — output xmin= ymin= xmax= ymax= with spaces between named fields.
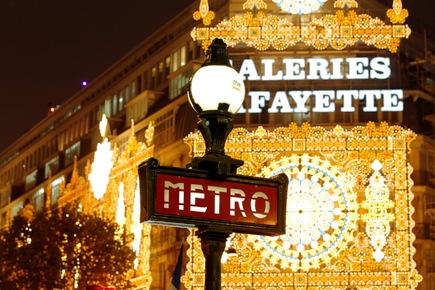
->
xmin=188 ymin=38 xmax=245 ymax=116
xmin=186 ymin=38 xmax=246 ymax=175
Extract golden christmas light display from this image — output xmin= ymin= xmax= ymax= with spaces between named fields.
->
xmin=89 ymin=114 xmax=114 ymax=200
xmin=25 ymin=118 xmax=423 ymax=289
xmin=191 ymin=0 xmax=411 ymax=52
xmin=183 ymin=122 xmax=422 ymax=289
xmin=55 ymin=119 xmax=156 ymax=288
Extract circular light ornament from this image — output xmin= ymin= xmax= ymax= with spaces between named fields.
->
xmin=248 ymin=154 xmax=358 ymax=271
xmin=273 ymin=0 xmax=327 ymax=14
xmin=188 ymin=38 xmax=245 ymax=116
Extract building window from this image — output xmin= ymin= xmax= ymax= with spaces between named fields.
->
xmin=180 ymin=45 xmax=186 ymax=67
xmin=85 ymin=112 xmax=90 ymax=135
xmin=11 ymin=200 xmax=23 ymax=220
xmin=171 ymin=45 xmax=187 ymax=73
xmin=51 ymin=176 xmax=64 ymax=205
xmin=65 ymin=128 xmax=69 ymax=145
xmin=188 ymin=41 xmax=194 ymax=62
xmin=151 ymin=66 xmax=157 ymax=88
xmin=143 ymin=70 xmax=149 ymax=90
xmin=195 ymin=40 xmax=202 ymax=59
xmin=131 ymin=80 xmax=136 ymax=99
xmin=0 ymin=188 xmax=11 ymax=208
xmin=97 ymin=103 xmax=103 ymax=123
xmin=93 ymin=107 xmax=99 ymax=127
xmin=159 ymin=61 xmax=164 ymax=84
xmin=105 ymin=97 xmax=112 ymax=117
xmin=169 ymin=67 xmax=193 ymax=99
xmin=172 ymin=50 xmax=178 ymax=72
xmin=25 ymin=169 xmax=38 ymax=191
xmin=69 ymin=124 xmax=74 ymax=143
xmin=65 ymin=141 xmax=81 ymax=166
xmin=45 ymin=156 xmax=59 ymax=179
xmin=125 ymin=85 xmax=130 ymax=103
xmin=166 ymin=56 xmax=171 ymax=72
xmin=128 ymin=97 xmax=148 ymax=124
xmin=31 ymin=188 xmax=45 ymax=212
xmin=154 ymin=110 xmax=175 ymax=147
xmin=159 ymin=61 xmax=164 ymax=73
xmin=75 ymin=121 xmax=79 ymax=139
xmin=136 ymin=76 xmax=142 ymax=94
xmin=112 ymin=94 xmax=118 ymax=115
xmin=119 ymin=90 xmax=124 ymax=110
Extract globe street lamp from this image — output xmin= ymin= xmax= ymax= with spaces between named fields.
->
xmin=187 ymin=38 xmax=245 ymax=290
xmin=138 ymin=38 xmax=287 ymax=290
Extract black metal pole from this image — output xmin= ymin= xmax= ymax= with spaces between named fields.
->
xmin=188 ymin=38 xmax=245 ymax=290
xmin=197 ymin=228 xmax=231 ymax=290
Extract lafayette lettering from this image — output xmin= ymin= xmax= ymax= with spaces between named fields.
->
xmin=239 ymin=89 xmax=403 ymax=113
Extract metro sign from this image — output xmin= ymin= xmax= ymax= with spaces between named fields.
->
xmin=139 ymin=158 xmax=288 ymax=235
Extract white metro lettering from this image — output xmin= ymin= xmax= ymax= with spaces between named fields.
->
xmin=251 ymin=192 xmax=270 ymax=219
xmin=162 ymin=181 xmax=271 ymax=220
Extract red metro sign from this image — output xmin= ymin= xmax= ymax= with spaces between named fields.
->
xmin=156 ymin=174 xmax=279 ymax=225
xmin=139 ymin=158 xmax=288 ymax=235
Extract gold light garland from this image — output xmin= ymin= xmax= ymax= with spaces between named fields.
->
xmin=249 ymin=154 xmax=358 ymax=272
xmin=89 ymin=114 xmax=114 ymax=200
xmin=191 ymin=0 xmax=411 ymax=52
xmin=115 ymin=182 xmax=126 ymax=230
xmin=193 ymin=0 xmax=215 ymax=25
xmin=361 ymin=159 xmax=395 ymax=262
xmin=273 ymin=0 xmax=327 ymax=14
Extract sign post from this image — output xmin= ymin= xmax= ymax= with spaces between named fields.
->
xmin=138 ymin=158 xmax=288 ymax=290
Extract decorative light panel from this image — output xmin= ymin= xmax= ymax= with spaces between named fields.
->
xmin=191 ymin=0 xmax=411 ymax=52
xmin=361 ymin=159 xmax=395 ymax=262
xmin=249 ymin=154 xmax=358 ymax=272
xmin=183 ymin=122 xmax=422 ymax=289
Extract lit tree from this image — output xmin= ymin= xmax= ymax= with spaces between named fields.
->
xmin=0 ymin=203 xmax=135 ymax=289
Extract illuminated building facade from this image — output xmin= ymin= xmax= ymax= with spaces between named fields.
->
xmin=0 ymin=0 xmax=434 ymax=289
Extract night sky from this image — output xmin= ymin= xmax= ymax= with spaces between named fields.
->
xmin=0 ymin=0 xmax=192 ymax=152
xmin=0 ymin=0 xmax=433 ymax=152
